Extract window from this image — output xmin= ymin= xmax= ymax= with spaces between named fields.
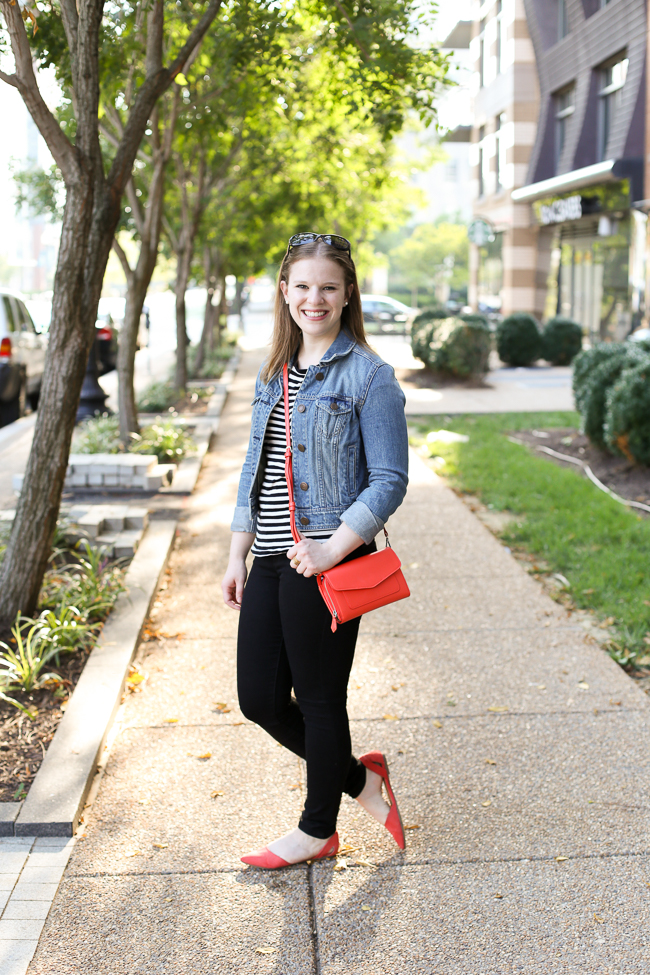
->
xmin=479 ymin=19 xmax=486 ymax=88
xmin=496 ymin=0 xmax=503 ymax=74
xmin=598 ymin=56 xmax=628 ymax=161
xmin=495 ymin=114 xmax=506 ymax=191
xmin=558 ymin=0 xmax=569 ymax=39
xmin=478 ymin=125 xmax=486 ymax=197
xmin=554 ymin=85 xmax=575 ymax=171
xmin=3 ymin=298 xmax=16 ymax=333
xmin=445 ymin=158 xmax=459 ymax=182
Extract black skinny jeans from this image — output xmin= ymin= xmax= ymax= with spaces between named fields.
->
xmin=237 ymin=543 xmax=375 ymax=839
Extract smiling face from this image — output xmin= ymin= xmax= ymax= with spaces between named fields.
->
xmin=280 ymin=256 xmax=353 ymax=344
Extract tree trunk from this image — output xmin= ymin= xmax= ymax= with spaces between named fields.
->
xmin=0 ymin=174 xmax=114 ymax=626
xmin=174 ymin=247 xmax=191 ymax=391
xmin=117 ymin=273 xmax=149 ymax=442
xmin=194 ymin=245 xmax=219 ymax=376
xmin=217 ymin=273 xmax=227 ymax=344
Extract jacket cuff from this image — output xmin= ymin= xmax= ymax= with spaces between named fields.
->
xmin=230 ymin=506 xmax=256 ymax=534
xmin=340 ymin=500 xmax=385 ymax=545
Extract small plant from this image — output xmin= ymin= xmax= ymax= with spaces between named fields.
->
xmin=40 ymin=541 xmax=126 ymax=623
xmin=73 ymin=413 xmax=121 ymax=454
xmin=580 ymin=347 xmax=649 ymax=446
xmin=572 ymin=344 xmax=630 ymax=413
xmin=35 ymin=605 xmax=95 ymax=664
xmin=496 ymin=313 xmax=543 ymax=367
xmin=0 ymin=615 xmax=60 ymax=694
xmin=542 ymin=316 xmax=583 ymax=365
xmin=130 ymin=420 xmax=195 ymax=463
xmin=137 ymin=379 xmax=178 ymax=413
xmin=604 ymin=360 xmax=650 ymax=465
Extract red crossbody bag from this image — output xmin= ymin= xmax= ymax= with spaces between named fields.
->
xmin=282 ymin=364 xmax=410 ymax=632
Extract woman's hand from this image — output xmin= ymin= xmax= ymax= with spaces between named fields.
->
xmin=287 ymin=523 xmax=365 ymax=578
xmin=221 ymin=558 xmax=248 ymax=610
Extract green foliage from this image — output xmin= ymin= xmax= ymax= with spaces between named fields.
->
xmin=432 ymin=321 xmax=492 ymax=379
xmin=35 ymin=605 xmax=95 ymax=665
xmin=130 ymin=421 xmax=195 ymax=463
xmin=412 ymin=411 xmax=650 ymax=666
xmin=40 ymin=541 xmax=126 ymax=624
xmin=579 ymin=346 xmax=650 ymax=446
xmin=72 ymin=414 xmax=121 ymax=454
xmin=411 ymin=316 xmax=491 ymax=379
xmin=187 ymin=344 xmax=232 ymax=380
xmin=136 ymin=381 xmax=177 ymax=414
xmin=0 ymin=616 xmax=59 ymax=695
xmin=410 ymin=311 xmax=446 ymax=362
xmin=604 ymin=361 xmax=650 ymax=465
xmin=11 ymin=163 xmax=64 ymax=221
xmin=390 ymin=222 xmax=469 ymax=295
xmin=572 ymin=343 xmax=630 ymax=413
xmin=496 ymin=313 xmax=543 ymax=367
xmin=542 ymin=317 xmax=583 ymax=365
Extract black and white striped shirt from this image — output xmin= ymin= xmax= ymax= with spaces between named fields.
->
xmin=251 ymin=365 xmax=332 ymax=557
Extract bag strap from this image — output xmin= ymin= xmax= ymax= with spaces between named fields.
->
xmin=283 ymin=363 xmax=302 ymax=544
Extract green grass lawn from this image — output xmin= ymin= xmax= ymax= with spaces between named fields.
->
xmin=411 ymin=411 xmax=650 ymax=667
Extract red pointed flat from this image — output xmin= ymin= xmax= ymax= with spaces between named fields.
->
xmin=359 ymin=751 xmax=406 ymax=850
xmin=241 ymin=831 xmax=339 ymax=869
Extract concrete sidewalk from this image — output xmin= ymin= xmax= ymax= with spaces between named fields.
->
xmin=21 ymin=347 xmax=650 ymax=974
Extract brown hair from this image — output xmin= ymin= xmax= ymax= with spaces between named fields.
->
xmin=262 ymin=239 xmax=369 ymax=383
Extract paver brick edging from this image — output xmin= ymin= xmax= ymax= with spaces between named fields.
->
xmin=11 ymin=520 xmax=177 ymax=838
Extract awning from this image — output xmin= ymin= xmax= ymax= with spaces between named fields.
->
xmin=511 ymin=158 xmax=643 ymax=204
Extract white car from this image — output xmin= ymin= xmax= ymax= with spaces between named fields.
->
xmin=360 ymin=294 xmax=418 ymax=334
xmin=628 ymin=327 xmax=650 ymax=345
xmin=0 ymin=289 xmax=48 ymax=425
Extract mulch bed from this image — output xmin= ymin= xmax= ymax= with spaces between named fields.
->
xmin=395 ymin=367 xmax=491 ymax=390
xmin=0 ymin=646 xmax=92 ymax=802
xmin=514 ymin=428 xmax=650 ymax=509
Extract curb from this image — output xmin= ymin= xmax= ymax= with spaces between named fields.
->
xmin=10 ymin=520 xmax=177 ymax=837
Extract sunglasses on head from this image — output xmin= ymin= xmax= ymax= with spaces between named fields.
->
xmin=288 ymin=232 xmax=351 ymax=255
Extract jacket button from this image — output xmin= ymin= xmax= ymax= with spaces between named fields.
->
xmin=300 ymin=516 xmax=310 ymax=525
xmin=331 ymin=403 xmax=339 ymax=411
xmin=300 ymin=482 xmax=308 ymax=491
xmin=298 ymin=443 xmax=306 ymax=452
xmin=315 ymin=372 xmax=324 ymax=380
xmin=297 ymin=404 xmax=306 ymax=413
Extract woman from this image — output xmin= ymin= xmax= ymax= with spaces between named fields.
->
xmin=221 ymin=232 xmax=409 ymax=868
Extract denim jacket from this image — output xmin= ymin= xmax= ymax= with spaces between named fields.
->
xmin=231 ymin=329 xmax=409 ymax=544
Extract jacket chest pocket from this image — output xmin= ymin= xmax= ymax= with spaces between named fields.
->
xmin=315 ymin=397 xmax=352 ymax=439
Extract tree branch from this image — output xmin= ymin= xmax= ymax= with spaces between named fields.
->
xmin=125 ymin=178 xmax=145 ymax=236
xmin=112 ymin=236 xmax=134 ymax=285
xmin=107 ymin=0 xmax=223 ymax=195
xmin=331 ymin=0 xmax=370 ymax=60
xmin=0 ymin=1 xmax=79 ymax=183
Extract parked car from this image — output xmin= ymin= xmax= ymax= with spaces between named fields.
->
xmin=360 ymin=295 xmax=418 ymax=334
xmin=627 ymin=326 xmax=650 ymax=345
xmin=0 ymin=289 xmax=48 ymax=426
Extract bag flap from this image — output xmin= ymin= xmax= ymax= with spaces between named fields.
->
xmin=324 ymin=547 xmax=402 ymax=592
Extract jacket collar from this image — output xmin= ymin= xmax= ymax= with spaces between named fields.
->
xmin=273 ymin=329 xmax=356 ymax=392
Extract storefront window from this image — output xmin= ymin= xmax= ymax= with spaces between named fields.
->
xmin=478 ymin=232 xmax=503 ymax=315
xmin=558 ymin=218 xmax=630 ymax=343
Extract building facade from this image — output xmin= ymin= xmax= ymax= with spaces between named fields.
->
xmin=514 ymin=0 xmax=646 ymax=341
xmin=468 ymin=0 xmax=540 ymax=317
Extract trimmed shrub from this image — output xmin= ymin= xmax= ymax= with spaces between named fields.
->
xmin=580 ymin=349 xmax=643 ymax=446
xmin=496 ymin=313 xmax=542 ymax=366
xmin=432 ymin=321 xmax=491 ymax=378
xmin=410 ymin=309 xmax=447 ymax=363
xmin=572 ymin=342 xmax=630 ymax=412
xmin=542 ymin=316 xmax=583 ymax=365
xmin=604 ymin=360 xmax=650 ymax=465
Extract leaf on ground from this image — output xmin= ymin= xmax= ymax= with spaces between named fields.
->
xmin=197 ymin=752 xmax=212 ymax=760
xmin=446 ymin=699 xmax=456 ymax=706
xmin=338 ymin=845 xmax=359 ymax=855
xmin=555 ymin=855 xmax=569 ymax=862
xmin=137 ymin=797 xmax=150 ymax=805
xmin=383 ymin=714 xmax=399 ymax=721
xmin=391 ymin=683 xmax=405 ymax=691
xmin=333 ymin=858 xmax=347 ymax=871
xmin=355 ymin=860 xmax=376 ymax=868
xmin=488 ymin=706 xmax=508 ymax=712
xmin=165 ymin=718 xmax=178 ymax=723
xmin=404 ymin=824 xmax=421 ymax=830
xmin=210 ymin=790 xmax=225 ymax=798
xmin=255 ymin=947 xmax=275 ymax=955
xmin=599 ymin=617 xmax=615 ymax=628
xmin=432 ymin=719 xmax=443 ymax=728
xmin=125 ymin=850 xmax=142 ymax=858
xmin=288 ymin=783 xmax=301 ymax=790
xmin=481 ymin=799 xmax=492 ymax=807
xmin=153 ymin=843 xmax=168 ymax=849
xmin=578 ymin=681 xmax=589 ymax=690
xmin=494 ymin=892 xmax=503 ymax=899
xmin=594 ymin=914 xmax=604 ymax=923
xmin=213 ymin=702 xmax=231 ymax=713
xmin=485 ymin=759 xmax=497 ymax=765
xmin=361 ymin=905 xmax=373 ymax=911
